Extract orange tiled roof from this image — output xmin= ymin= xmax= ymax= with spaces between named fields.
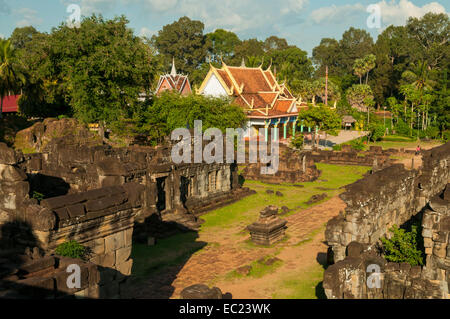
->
xmin=199 ymin=63 xmax=299 ymax=120
xmin=226 ymin=67 xmax=272 ymax=93
xmin=156 ymin=74 xmax=191 ymax=95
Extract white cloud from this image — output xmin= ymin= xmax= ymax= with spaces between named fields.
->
xmin=80 ymin=0 xmax=118 ymax=15
xmin=310 ymin=1 xmax=448 ymax=26
xmin=15 ymin=8 xmax=43 ymax=27
xmin=281 ymin=0 xmax=309 ymax=14
xmin=310 ymin=3 xmax=365 ymax=24
xmin=142 ymin=0 xmax=178 ymax=12
xmin=376 ymin=0 xmax=447 ymax=26
xmin=139 ymin=26 xmax=155 ymax=38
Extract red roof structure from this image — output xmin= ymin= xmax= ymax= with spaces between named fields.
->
xmin=1 ymin=95 xmax=20 ymax=113
xmin=197 ymin=62 xmax=301 ymax=120
xmin=155 ymin=59 xmax=192 ymax=96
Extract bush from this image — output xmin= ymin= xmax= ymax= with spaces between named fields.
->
xmin=290 ymin=133 xmax=304 ymax=150
xmin=425 ymin=126 xmax=440 ymax=139
xmin=350 ymin=138 xmax=365 ymax=151
xmin=332 ymin=144 xmax=342 ymax=151
xmin=369 ymin=123 xmax=385 ymax=142
xmin=32 ymin=191 xmax=44 ymax=202
xmin=55 ymin=240 xmax=88 ymax=260
xmin=381 ymin=223 xmax=424 ymax=266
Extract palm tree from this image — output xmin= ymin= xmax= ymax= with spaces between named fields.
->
xmin=364 ymin=54 xmax=376 ymax=84
xmin=353 ymin=58 xmax=365 ymax=84
xmin=0 ymin=39 xmax=24 ymax=118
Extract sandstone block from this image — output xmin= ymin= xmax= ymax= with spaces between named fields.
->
xmin=0 ymin=143 xmax=18 ymax=164
xmin=115 ymin=246 xmax=131 ymax=264
xmin=116 ymin=259 xmax=133 ymax=276
xmin=90 ymin=251 xmax=115 ymax=268
xmin=66 ymin=203 xmax=86 ymax=218
xmin=105 ymin=231 xmax=125 ymax=253
xmin=433 ymin=243 xmax=447 ymax=258
xmin=0 ymin=164 xmax=27 ymax=181
xmin=180 ymin=284 xmax=223 ymax=299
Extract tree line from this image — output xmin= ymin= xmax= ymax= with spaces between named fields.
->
xmin=0 ymin=13 xmax=448 ymax=141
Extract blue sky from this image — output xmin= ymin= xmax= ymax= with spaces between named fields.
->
xmin=0 ymin=0 xmax=448 ymax=56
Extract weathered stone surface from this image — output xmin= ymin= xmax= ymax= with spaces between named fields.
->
xmin=248 ymin=206 xmax=287 ymax=246
xmin=0 ymin=143 xmax=19 ymax=164
xmin=180 ymin=284 xmax=223 ymax=299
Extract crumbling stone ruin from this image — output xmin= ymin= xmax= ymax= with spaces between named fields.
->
xmin=247 ymin=206 xmax=287 ymax=245
xmin=0 ymin=120 xmax=254 ymax=298
xmin=323 ymin=142 xmax=450 ymax=299
xmin=242 ymin=145 xmax=320 ymax=184
xmin=308 ymin=145 xmax=395 ymax=169
xmin=0 ymin=252 xmax=102 ymax=299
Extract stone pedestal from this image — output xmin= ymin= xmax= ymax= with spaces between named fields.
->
xmin=247 ymin=206 xmax=287 ymax=246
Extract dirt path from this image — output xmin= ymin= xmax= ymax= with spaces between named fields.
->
xmin=128 ymin=196 xmax=345 ymax=299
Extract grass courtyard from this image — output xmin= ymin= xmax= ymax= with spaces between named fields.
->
xmin=129 ymin=163 xmax=371 ymax=299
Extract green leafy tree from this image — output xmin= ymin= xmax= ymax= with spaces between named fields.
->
xmin=406 ymin=12 xmax=449 ymax=70
xmin=263 ymin=36 xmax=289 ymax=52
xmin=381 ymin=224 xmax=425 ymax=266
xmin=312 ymin=38 xmax=343 ymax=77
xmin=339 ymin=27 xmax=374 ymax=74
xmin=128 ymin=91 xmax=247 ymax=145
xmin=152 ymin=16 xmax=210 ymax=77
xmin=9 ymin=26 xmax=38 ymax=50
xmin=206 ymin=29 xmax=241 ymax=63
xmin=18 ymin=15 xmax=156 ymax=123
xmin=269 ymin=46 xmax=313 ymax=83
xmin=290 ymin=133 xmax=304 ymax=150
xmin=297 ymin=105 xmax=341 ymax=147
xmin=346 ymin=84 xmax=374 ymax=112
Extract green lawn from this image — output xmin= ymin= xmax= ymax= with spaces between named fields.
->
xmin=200 ymin=163 xmax=370 ymax=232
xmin=130 ymin=232 xmax=206 ymax=279
xmin=129 ymin=163 xmax=371 ymax=296
xmin=367 ymin=135 xmax=442 ymax=150
xmin=272 ymin=263 xmax=326 ymax=299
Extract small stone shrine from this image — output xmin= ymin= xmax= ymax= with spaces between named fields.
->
xmin=247 ymin=206 xmax=287 ymax=245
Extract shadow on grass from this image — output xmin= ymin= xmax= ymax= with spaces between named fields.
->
xmin=314 ymin=252 xmax=329 ymax=299
xmin=125 ymin=230 xmax=208 ymax=299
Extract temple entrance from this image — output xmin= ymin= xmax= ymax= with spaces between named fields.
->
xmin=156 ymin=177 xmax=166 ymax=212
xmin=180 ymin=176 xmax=190 ymax=208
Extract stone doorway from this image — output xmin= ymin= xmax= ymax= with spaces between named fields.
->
xmin=180 ymin=176 xmax=190 ymax=208
xmin=156 ymin=177 xmax=166 ymax=212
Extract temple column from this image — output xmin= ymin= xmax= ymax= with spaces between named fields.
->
xmin=264 ymin=121 xmax=269 ymax=142
xmin=283 ymin=122 xmax=287 ymax=139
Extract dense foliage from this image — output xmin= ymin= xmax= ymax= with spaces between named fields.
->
xmin=381 ymin=223 xmax=425 ymax=266
xmin=2 ymin=12 xmax=448 ymax=141
xmin=112 ymin=91 xmax=247 ymax=145
xmin=55 ymin=240 xmax=88 ymax=260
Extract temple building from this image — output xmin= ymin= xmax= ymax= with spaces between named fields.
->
xmin=0 ymin=94 xmax=20 ymax=114
xmin=155 ymin=59 xmax=192 ymax=96
xmin=197 ymin=61 xmax=304 ymax=141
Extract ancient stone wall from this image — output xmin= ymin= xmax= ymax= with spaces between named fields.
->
xmin=0 ymin=181 xmax=144 ymax=298
xmin=323 ymin=142 xmax=450 ymax=299
xmin=325 ymin=142 xmax=450 ymax=262
xmin=421 ymin=190 xmax=450 ymax=287
xmin=242 ymin=145 xmax=320 ymax=184
xmin=308 ymin=145 xmax=395 ymax=168
xmin=0 ymin=253 xmax=102 ymax=299
xmin=323 ymin=242 xmax=448 ymax=299
xmin=17 ymin=137 xmax=251 ymax=231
